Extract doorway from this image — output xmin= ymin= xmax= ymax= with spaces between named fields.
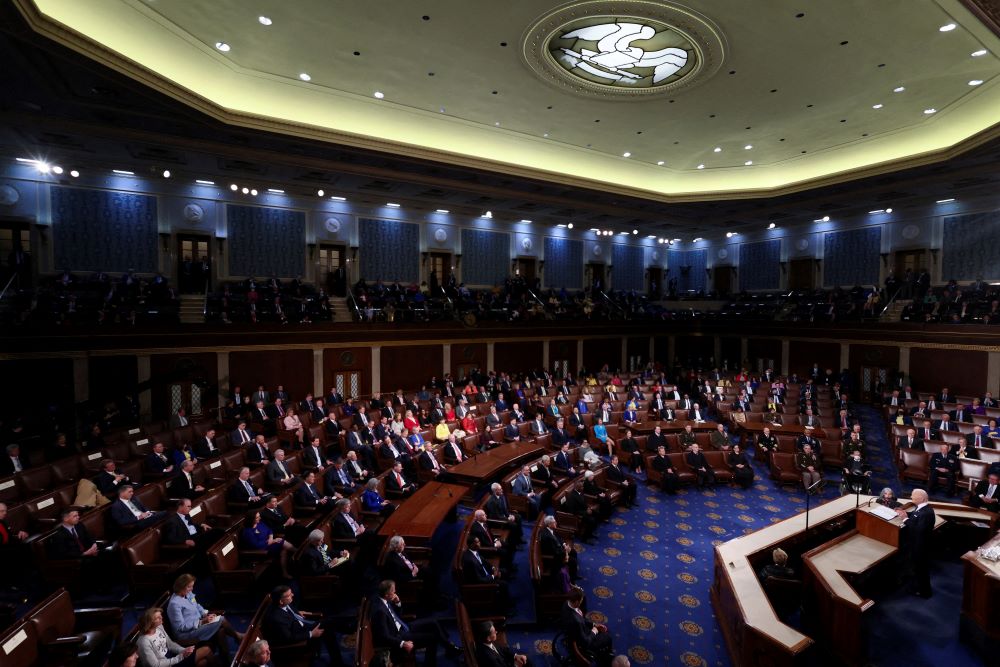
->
xmin=514 ymin=257 xmax=537 ymax=282
xmin=860 ymin=366 xmax=890 ymax=402
xmin=427 ymin=252 xmax=452 ymax=294
xmin=177 ymin=234 xmax=211 ymax=294
xmin=894 ymin=249 xmax=926 ymax=278
xmin=647 ymin=267 xmax=663 ymax=299
xmin=788 ymin=258 xmax=815 ymax=290
xmin=0 ymin=220 xmax=32 ymax=288
xmin=319 ymin=243 xmax=347 ymax=296
xmin=713 ymin=266 xmax=732 ymax=295
xmin=588 ymin=263 xmax=606 ymax=292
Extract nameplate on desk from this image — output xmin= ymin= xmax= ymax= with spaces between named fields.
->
xmin=87 ymin=452 xmax=103 ymax=461
xmin=136 ymin=438 xmax=149 ymax=446
xmin=36 ymin=497 xmax=55 ymax=509
xmin=129 ymin=428 xmax=141 ymax=435
xmin=531 ymin=465 xmax=538 ymax=472
xmin=190 ymin=505 xmax=202 ymax=517
xmin=0 ymin=480 xmax=14 ymax=490
xmin=2 ymin=628 xmax=27 ymax=655
xmin=209 ymin=461 xmax=222 ymax=469
xmin=222 ymin=541 xmax=234 ymax=556
xmin=860 ymin=600 xmax=875 ymax=611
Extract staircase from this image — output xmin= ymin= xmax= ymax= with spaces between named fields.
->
xmin=880 ymin=299 xmax=912 ymax=322
xmin=178 ymin=294 xmax=204 ymax=324
xmin=330 ymin=297 xmax=352 ymax=322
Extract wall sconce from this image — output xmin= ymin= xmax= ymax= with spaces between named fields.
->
xmin=159 ymin=233 xmax=171 ymax=252
xmin=350 ymin=246 xmax=359 ymax=261
xmin=879 ymin=253 xmax=889 ymax=267
xmin=421 ymin=252 xmax=429 ymax=265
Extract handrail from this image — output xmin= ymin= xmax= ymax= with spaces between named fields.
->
xmin=201 ymin=281 xmax=209 ymax=319
xmin=346 ymin=287 xmax=362 ymax=321
xmin=0 ymin=272 xmax=18 ymax=302
xmin=525 ymin=288 xmax=547 ymax=309
xmin=878 ymin=286 xmax=905 ymax=318
xmin=597 ymin=289 xmax=628 ymax=318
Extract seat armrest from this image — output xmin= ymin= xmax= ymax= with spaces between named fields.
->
xmin=75 ymin=606 xmax=124 ymax=628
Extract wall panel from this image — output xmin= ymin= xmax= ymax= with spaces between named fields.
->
xmin=150 ymin=352 xmax=219 ymax=420
xmin=941 ymin=212 xmax=1000 ymax=281
xmin=495 ymin=341 xmax=543 ymax=375
xmin=788 ymin=340 xmax=839 ymax=377
xmin=227 ymin=204 xmax=306 ymax=278
xmin=52 ymin=186 xmax=158 ymax=272
xmin=322 ymin=347 xmax=372 ymax=398
xmin=358 ymin=218 xmax=420 ymax=283
xmin=823 ymin=227 xmax=881 ymax=287
xmin=229 ymin=349 xmax=313 ymax=402
xmin=909 ymin=347 xmax=988 ymax=396
xmin=543 ymin=237 xmax=583 ymax=289
xmin=612 ymin=244 xmax=645 ymax=292
xmin=739 ymin=240 xmax=781 ymax=291
xmin=380 ymin=345 xmax=443 ymax=393
xmin=461 ymin=229 xmax=510 ymax=287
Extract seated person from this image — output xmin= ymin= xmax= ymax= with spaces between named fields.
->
xmin=685 ymin=444 xmax=716 ymax=488
xmin=263 ymin=586 xmax=345 ymax=666
xmin=166 ymin=573 xmax=244 ymax=662
xmin=875 ymin=487 xmax=901 ymax=508
xmin=95 ymin=459 xmax=132 ymax=500
xmin=841 ymin=450 xmax=872 ymax=494
xmin=241 ymin=510 xmax=294 ymax=579
xmin=228 ymin=466 xmax=269 ymax=508
xmin=475 ymin=620 xmax=530 ymax=667
xmin=618 ymin=429 xmax=643 ymax=472
xmin=145 ymin=442 xmax=174 ymax=475
xmin=110 ymin=484 xmax=163 ymax=532
xmin=362 ymin=477 xmax=396 ymax=515
xmin=709 ymin=423 xmax=730 ymax=451
xmin=727 ymin=444 xmax=754 ymax=490
xmin=162 ymin=497 xmax=219 ymax=550
xmin=969 ymin=472 xmax=1000 ymax=510
xmin=294 ymin=470 xmax=335 ymax=510
xmin=928 ymin=444 xmax=958 ymax=496
xmin=796 ymin=444 xmax=823 ymax=492
xmin=511 ymin=464 xmax=542 ymax=516
xmin=560 ymin=586 xmax=613 ymax=665
xmin=757 ymin=428 xmax=778 ymax=456
xmin=758 ymin=548 xmax=796 ymax=581
xmin=650 ymin=446 xmax=679 ymax=494
xmin=298 ymin=529 xmax=350 ymax=576
xmin=591 ymin=418 xmax=615 ymax=453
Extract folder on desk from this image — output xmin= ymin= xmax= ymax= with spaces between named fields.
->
xmin=869 ymin=504 xmax=899 ymax=522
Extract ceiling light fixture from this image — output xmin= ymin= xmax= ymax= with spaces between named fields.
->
xmin=713 ymin=147 xmax=722 ymax=153
xmin=52 ymin=166 xmax=63 ymax=174
xmin=258 ymin=16 xmax=272 ymax=26
xmin=693 ymin=237 xmax=703 ymax=243
xmin=767 ymin=222 xmax=776 ymax=229
xmin=374 ymin=91 xmax=385 ymax=99
xmin=646 ymin=235 xmax=657 ymax=239
xmin=520 ymin=219 xmax=532 ymax=224
xmin=619 ymin=231 xmax=630 ymax=235
xmin=872 ymin=103 xmax=883 ymax=109
xmin=969 ymin=79 xmax=984 ymax=86
xmin=622 ymin=152 xmax=631 ymax=158
xmin=268 ymin=188 xmax=284 ymax=194
xmin=869 ymin=209 xmax=885 ymax=214
xmin=215 ymin=42 xmax=231 ymax=52
xmin=971 ymin=49 xmax=988 ymax=57
xmin=893 ymin=86 xmax=905 ymax=92
xmin=567 ymin=223 xmax=574 ymax=229
xmin=330 ymin=196 xmax=347 ymax=201
xmin=482 ymin=210 xmax=493 ymax=218
xmin=14 ymin=157 xmax=37 ymax=164
xmin=70 ymin=170 xmax=79 ymax=178
xmin=299 ymin=73 xmax=312 ymax=81
xmin=924 ymin=108 xmax=937 ymax=114
xmin=112 ymin=169 xmax=134 ymax=176
xmin=557 ymin=224 xmax=567 ymax=228
xmin=436 ymin=209 xmax=450 ymax=214
xmin=162 ymin=170 xmax=171 ymax=178
xmin=386 ymin=202 xmax=401 ymax=208
xmin=697 ymin=164 xmax=705 ymax=169
xmin=250 ymin=189 xmax=258 ymax=196
xmin=744 ymin=145 xmax=753 ymax=150
xmin=657 ymin=160 xmax=664 ymax=165
xmin=745 ymin=160 xmax=753 ymax=166
xmin=230 ymin=184 xmax=239 ymax=191
xmin=632 ymin=229 xmax=638 ymax=235
xmin=939 ymin=23 xmax=957 ymax=32
xmin=813 ymin=216 xmax=830 ymax=222
xmin=195 ymin=179 xmax=215 ymax=185
xmin=726 ymin=232 xmax=734 ymax=238
xmin=936 ymin=198 xmax=955 ymax=203
xmin=316 ymin=189 xmax=325 ymax=197
xmin=241 ymin=187 xmax=249 ymax=194
xmin=885 ymin=208 xmax=893 ymax=213
xmin=36 ymin=162 xmax=51 ymax=173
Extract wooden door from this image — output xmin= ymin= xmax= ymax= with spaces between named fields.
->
xmin=860 ymin=366 xmax=889 ymax=402
xmin=0 ymin=220 xmax=32 ymax=288
xmin=427 ymin=252 xmax=451 ymax=293
xmin=713 ymin=266 xmax=732 ymax=295
xmin=648 ymin=267 xmax=663 ymax=299
xmin=788 ymin=258 xmax=815 ymax=290
xmin=318 ymin=243 xmax=346 ymax=295
xmin=588 ymin=263 xmax=606 ymax=291
xmin=894 ymin=249 xmax=926 ymax=277
xmin=177 ymin=234 xmax=211 ymax=293
xmin=515 ymin=257 xmax=536 ymax=282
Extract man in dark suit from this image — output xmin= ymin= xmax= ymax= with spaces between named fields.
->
xmin=965 ymin=425 xmax=988 ymax=450
xmin=266 ymin=450 xmax=298 ymax=488
xmin=0 ymin=444 xmax=27 ymax=476
xmin=381 ymin=535 xmax=422 ymax=585
xmin=109 ymin=485 xmax=163 ymax=531
xmin=369 ymin=579 xmax=458 ymax=666
xmin=442 ymin=436 xmax=467 ymax=465
xmin=324 ymin=458 xmax=359 ymax=496
xmin=251 ymin=400 xmax=275 ymax=436
xmin=605 ymin=455 xmax=636 ymax=507
xmin=247 ymin=434 xmax=271 ymax=465
xmin=385 ymin=461 xmax=417 ymax=497
xmin=260 ymin=495 xmax=307 ymax=546
xmin=896 ymin=428 xmax=924 ymax=452
xmin=172 ymin=459 xmax=205 ymax=500
xmin=303 ymin=436 xmax=332 ymax=472
xmin=562 ymin=481 xmax=598 ymax=541
xmin=539 ymin=515 xmax=578 ymax=588
xmin=94 ymin=459 xmax=132 ymax=499
xmin=230 ymin=421 xmax=254 ymax=447
xmin=895 ymin=489 xmax=936 ymax=598
xmin=228 ymin=466 xmax=267 ymax=507
xmin=475 ymin=620 xmax=529 ymax=667
xmin=646 ymin=426 xmax=668 ymax=453
xmin=194 ymin=429 xmax=221 ymax=460
xmin=161 ymin=498 xmax=218 ymax=549
xmin=918 ymin=420 xmax=939 ymax=443
xmin=145 ymin=442 xmax=175 ymax=475
xmin=969 ymin=472 xmax=1000 ymax=510
xmin=331 ymin=499 xmax=368 ymax=544
xmin=45 ymin=508 xmax=110 ymax=585
xmin=462 ymin=536 xmax=511 ymax=606
xmin=294 ymin=470 xmax=334 ymax=511
xmin=560 ymin=586 xmax=613 ymax=665
xmin=485 ymin=483 xmax=523 ymax=541
xmin=550 ymin=419 xmax=570 ymax=447
xmin=263 ymin=586 xmax=344 ymax=667
xmin=553 ymin=442 xmax=578 ymax=477
xmin=685 ymin=444 xmax=716 ymax=488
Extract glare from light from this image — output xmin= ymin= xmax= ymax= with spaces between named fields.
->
xmin=744 ymin=145 xmax=753 ymax=150
xmin=299 ymin=73 xmax=312 ymax=81
xmin=939 ymin=23 xmax=956 ymax=32
xmin=112 ymin=169 xmax=134 ymax=176
xmin=267 ymin=188 xmax=285 ymax=194
xmin=623 ymin=152 xmax=631 ymax=158
xmin=482 ymin=211 xmax=493 ymax=218
xmin=697 ymin=164 xmax=705 ymax=169
xmin=767 ymin=222 xmax=776 ymax=229
xmin=557 ymin=224 xmax=567 ymax=228
xmin=869 ymin=209 xmax=885 ymax=214
xmin=258 ymin=16 xmax=272 ymax=26
xmin=387 ymin=202 xmax=401 ymax=208
xmin=230 ymin=184 xmax=238 ymax=191
xmin=924 ymin=108 xmax=937 ymax=114
xmin=162 ymin=170 xmax=171 ymax=178
xmin=250 ymin=189 xmax=258 ymax=196
xmin=872 ymin=103 xmax=883 ymax=109
xmin=36 ymin=162 xmax=52 ymax=173
xmin=317 ymin=189 xmax=325 ymax=197
xmin=893 ymin=86 xmax=905 ymax=92
xmin=520 ymin=219 xmax=532 ymax=224
xmin=52 ymin=166 xmax=63 ymax=174
xmin=693 ymin=237 xmax=703 ymax=243
xmin=713 ymin=147 xmax=722 ymax=153
xmin=567 ymin=223 xmax=574 ymax=229
xmin=215 ymin=42 xmax=231 ymax=52
xmin=632 ymin=229 xmax=638 ymax=235
xmin=969 ymin=79 xmax=984 ymax=86
xmin=657 ymin=160 xmax=664 ymax=165
xmin=726 ymin=232 xmax=734 ymax=238
xmin=374 ymin=91 xmax=385 ymax=99
xmin=936 ymin=198 xmax=955 ymax=203
xmin=330 ymin=196 xmax=347 ymax=201
xmin=70 ymin=170 xmax=80 ymax=178
xmin=436 ymin=209 xmax=450 ymax=214
xmin=885 ymin=207 xmax=893 ymax=213
xmin=15 ymin=158 xmax=37 ymax=164
xmin=971 ymin=49 xmax=988 ymax=57
xmin=745 ymin=160 xmax=753 ymax=166
xmin=646 ymin=235 xmax=657 ymax=239
xmin=195 ymin=179 xmax=215 ymax=185
xmin=241 ymin=187 xmax=249 ymax=194
xmin=813 ymin=216 xmax=830 ymax=222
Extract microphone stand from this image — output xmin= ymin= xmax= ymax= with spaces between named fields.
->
xmin=804 ymin=479 xmax=823 ymax=531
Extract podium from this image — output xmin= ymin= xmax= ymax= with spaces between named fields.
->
xmin=856 ymin=503 xmax=906 ymax=546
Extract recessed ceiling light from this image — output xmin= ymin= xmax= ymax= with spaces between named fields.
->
xmin=767 ymin=223 xmax=776 ymax=229
xmin=744 ymin=145 xmax=753 ymax=150
xmin=567 ymin=223 xmax=574 ymax=229
xmin=813 ymin=216 xmax=830 ymax=222
xmin=230 ymin=184 xmax=239 ymax=191
xmin=543 ymin=133 xmax=549 ymax=138
xmin=619 ymin=231 xmax=630 ymax=235
xmin=112 ymin=169 xmax=134 ymax=176
xmin=656 ymin=160 xmax=664 ymax=166
xmin=971 ymin=49 xmax=988 ymax=57
xmin=241 ymin=187 xmax=249 ymax=194
xmin=258 ymin=16 xmax=272 ymax=26
xmin=872 ymin=103 xmax=883 ymax=109
xmin=52 ymin=166 xmax=63 ymax=174
xmin=317 ymin=189 xmax=325 ymax=197
xmin=557 ymin=224 xmax=567 ymax=228
xmin=885 ymin=207 xmax=893 ymax=213
xmin=697 ymin=164 xmax=705 ymax=169
xmin=162 ymin=170 xmax=171 ymax=178
xmin=968 ymin=79 xmax=984 ymax=86
xmin=713 ymin=147 xmax=722 ymax=153
xmin=646 ymin=235 xmax=657 ymax=239
xmin=268 ymin=188 xmax=285 ymax=194
xmin=387 ymin=202 xmax=401 ymax=208
xmin=482 ymin=210 xmax=493 ymax=219
xmin=744 ymin=160 xmax=753 ymax=166
xmin=299 ymin=73 xmax=311 ymax=81
xmin=622 ymin=152 xmax=631 ymax=158
xmin=939 ymin=23 xmax=957 ymax=32
xmin=250 ymin=189 xmax=258 ymax=196
xmin=35 ymin=162 xmax=51 ymax=173
xmin=520 ymin=219 xmax=532 ymax=223
xmin=195 ymin=179 xmax=215 ymax=185
xmin=893 ymin=86 xmax=905 ymax=92
xmin=330 ymin=196 xmax=346 ymax=201
xmin=70 ymin=170 xmax=79 ymax=177
xmin=924 ymin=108 xmax=937 ymax=114
xmin=726 ymin=232 xmax=734 ymax=238
xmin=869 ymin=209 xmax=885 ymax=214
xmin=435 ymin=209 xmax=450 ymax=214
xmin=632 ymin=229 xmax=638 ymax=235
xmin=936 ymin=198 xmax=955 ymax=203
xmin=374 ymin=91 xmax=385 ymax=99
xmin=693 ymin=237 xmax=703 ymax=243
xmin=215 ymin=42 xmax=231 ymax=52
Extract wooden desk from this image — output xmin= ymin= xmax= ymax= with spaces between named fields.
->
xmin=736 ymin=422 xmax=830 ymax=440
xmin=377 ymin=481 xmax=466 ymax=545
xmin=632 ymin=419 xmax=718 ymax=435
xmin=446 ymin=442 xmax=544 ymax=485
xmin=961 ymin=534 xmax=1000 ymax=655
xmin=856 ymin=504 xmax=905 ymax=547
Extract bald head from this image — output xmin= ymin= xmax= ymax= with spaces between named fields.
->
xmin=911 ymin=489 xmax=929 ymax=505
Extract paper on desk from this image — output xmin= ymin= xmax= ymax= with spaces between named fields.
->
xmin=869 ymin=504 xmax=899 ymax=521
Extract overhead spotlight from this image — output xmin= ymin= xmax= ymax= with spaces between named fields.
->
xmin=317 ymin=189 xmax=325 ymax=197
xmin=692 ymin=237 xmax=703 ymax=243
xmin=52 ymin=166 xmax=63 ymax=174
xmin=622 ymin=152 xmax=631 ymax=158
xmin=868 ymin=209 xmax=885 ymax=214
xmin=744 ymin=145 xmax=753 ymax=150
xmin=436 ymin=209 xmax=450 ymax=214
xmin=557 ymin=224 xmax=567 ymax=228
xmin=112 ymin=169 xmax=134 ymax=176
xmin=162 ymin=169 xmax=171 ymax=178
xmin=939 ymin=23 xmax=956 ymax=32
xmin=885 ymin=207 xmax=893 ymax=213
xmin=646 ymin=235 xmax=657 ymax=239
xmin=667 ymin=240 xmax=674 ymax=246
xmin=657 ymin=160 xmax=665 ymax=165
xmin=520 ymin=219 xmax=532 ymax=224
xmin=971 ymin=49 xmax=988 ymax=57
xmin=70 ymin=170 xmax=80 ymax=178
xmin=482 ymin=210 xmax=493 ymax=219
xmin=258 ymin=16 xmax=273 ymax=25
xmin=230 ymin=184 xmax=239 ymax=191
xmin=241 ymin=187 xmax=249 ymax=194
xmin=567 ymin=223 xmax=574 ymax=229
xmin=923 ymin=108 xmax=937 ymax=114
xmin=969 ymin=79 xmax=984 ymax=86
xmin=813 ymin=215 xmax=831 ymax=222
xmin=250 ymin=189 xmax=258 ymax=196
xmin=330 ymin=196 xmax=347 ymax=201
xmin=374 ymin=91 xmax=385 ymax=99
xmin=215 ymin=42 xmax=231 ymax=52
xmin=632 ymin=229 xmax=638 ymax=235
xmin=697 ymin=164 xmax=705 ymax=170
xmin=267 ymin=188 xmax=285 ymax=194
xmin=672 ymin=238 xmax=681 ymax=242
xmin=893 ymin=86 xmax=905 ymax=92
xmin=14 ymin=157 xmax=37 ymax=164
xmin=767 ymin=222 xmax=776 ymax=229
xmin=713 ymin=147 xmax=722 ymax=153
xmin=299 ymin=73 xmax=312 ymax=81
xmin=386 ymin=202 xmax=401 ymax=208
xmin=745 ymin=160 xmax=753 ymax=166
xmin=726 ymin=232 xmax=734 ymax=238
xmin=872 ymin=103 xmax=883 ymax=109
xmin=195 ymin=179 xmax=215 ymax=185
xmin=936 ymin=198 xmax=955 ymax=203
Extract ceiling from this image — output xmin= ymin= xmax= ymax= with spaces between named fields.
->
xmin=14 ymin=0 xmax=1000 ymax=201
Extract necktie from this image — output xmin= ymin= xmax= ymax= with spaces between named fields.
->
xmin=243 ymin=480 xmax=254 ymax=495
xmin=345 ymin=513 xmax=360 ymax=534
xmin=286 ymin=606 xmax=305 ymax=627
xmin=0 ymin=523 xmax=7 ymax=544
xmin=926 ymin=429 xmax=930 ymax=440
xmin=70 ymin=526 xmax=83 ymax=550
xmin=976 ymin=436 xmax=981 ymax=447
xmin=241 ymin=430 xmax=249 ymax=443
xmin=385 ymin=601 xmax=409 ymax=632
xmin=989 ymin=485 xmax=996 ymax=498
xmin=338 ymin=469 xmax=348 ymax=484
xmin=395 ymin=473 xmax=403 ymax=487
xmin=309 ymin=485 xmax=318 ymax=499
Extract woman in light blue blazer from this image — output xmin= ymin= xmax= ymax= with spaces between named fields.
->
xmin=165 ymin=574 xmax=243 ymax=662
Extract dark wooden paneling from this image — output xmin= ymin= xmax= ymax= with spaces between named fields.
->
xmin=909 ymin=347 xmax=989 ymax=396
xmin=450 ymin=343 xmax=486 ymax=380
xmin=90 ymin=355 xmax=138 ymax=404
xmin=653 ymin=336 xmax=671 ymax=365
xmin=675 ymin=335 xmax=713 ymax=366
xmin=848 ymin=345 xmax=900 ymax=375
xmin=626 ymin=337 xmax=649 ymax=370
xmin=548 ymin=340 xmax=577 ymax=371
xmin=582 ymin=338 xmax=620 ymax=372
xmin=323 ymin=347 xmax=372 ymax=398
xmin=230 ymin=349 xmax=313 ymax=403
xmin=0 ymin=358 xmax=73 ymax=413
xmin=746 ymin=338 xmax=781 ymax=371
xmin=495 ymin=341 xmax=543 ymax=375
xmin=150 ymin=352 xmax=219 ymax=420
xmin=788 ymin=340 xmax=840 ymax=378
xmin=720 ymin=336 xmax=741 ymax=369
xmin=380 ymin=345 xmax=443 ymax=393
